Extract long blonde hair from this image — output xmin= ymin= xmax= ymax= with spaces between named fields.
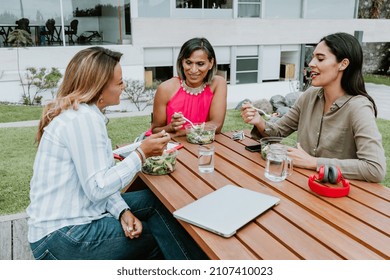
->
xmin=36 ymin=47 xmax=123 ymax=143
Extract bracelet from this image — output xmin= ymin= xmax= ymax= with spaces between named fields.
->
xmin=119 ymin=208 xmax=130 ymax=221
xmin=136 ymin=146 xmax=146 ymax=164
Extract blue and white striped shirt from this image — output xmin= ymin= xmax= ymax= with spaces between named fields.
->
xmin=27 ymin=104 xmax=142 ymax=243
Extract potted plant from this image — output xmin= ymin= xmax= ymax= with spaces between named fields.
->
xmin=7 ymin=29 xmax=33 ymax=47
xmin=6 ymin=29 xmax=34 ymax=102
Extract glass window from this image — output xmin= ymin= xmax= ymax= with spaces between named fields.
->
xmin=139 ymin=0 xmax=170 ymax=17
xmin=0 ymin=0 xmax=64 ymax=46
xmin=236 ymin=56 xmax=258 ymax=84
xmin=71 ymin=0 xmax=127 ymax=45
xmin=237 ymin=57 xmax=258 ymax=71
xmin=237 ymin=72 xmax=257 ymax=84
xmin=305 ymin=0 xmax=356 ymax=19
xmin=217 ymin=64 xmax=230 ymax=83
xmin=238 ymin=0 xmax=261 ymax=18
xmin=176 ymin=0 xmax=232 ymax=9
xmin=145 ymin=66 xmax=173 ymax=84
xmin=0 ymin=0 xmax=128 ymax=47
xmin=264 ymin=0 xmax=301 ymax=19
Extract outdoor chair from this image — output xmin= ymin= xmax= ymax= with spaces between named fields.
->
xmin=0 ymin=29 xmax=5 ymax=46
xmin=65 ymin=19 xmax=78 ymax=44
xmin=40 ymin=19 xmax=56 ymax=45
xmin=15 ymin=18 xmax=31 ymax=34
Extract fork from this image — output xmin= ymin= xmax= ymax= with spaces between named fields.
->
xmin=182 ymin=116 xmax=205 ymax=130
xmin=181 ymin=116 xmax=196 ymax=128
xmin=250 ymin=106 xmax=272 ymax=120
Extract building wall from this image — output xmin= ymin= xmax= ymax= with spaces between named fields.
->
xmin=0 ymin=45 xmax=145 ymax=104
xmin=131 ymin=18 xmax=390 ymax=47
xmin=1 ymin=0 xmax=389 ymax=107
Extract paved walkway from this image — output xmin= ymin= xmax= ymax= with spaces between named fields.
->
xmin=365 ymin=83 xmax=390 ymax=120
xmin=0 ymin=83 xmax=389 ymax=128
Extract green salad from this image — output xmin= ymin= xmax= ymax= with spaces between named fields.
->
xmin=142 ymin=152 xmax=177 ymax=175
xmin=186 ymin=123 xmax=216 ymax=144
xmin=260 ymin=137 xmax=296 ymax=160
xmin=261 ymin=144 xmax=270 ymax=160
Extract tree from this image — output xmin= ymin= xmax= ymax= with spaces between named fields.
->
xmin=22 ymin=67 xmax=62 ymax=105
xmin=122 ymin=79 xmax=160 ymax=111
xmin=370 ymin=0 xmax=385 ymax=19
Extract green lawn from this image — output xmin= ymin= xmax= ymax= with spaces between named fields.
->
xmin=0 ymin=103 xmax=43 ymax=123
xmin=364 ymin=74 xmax=390 ymax=86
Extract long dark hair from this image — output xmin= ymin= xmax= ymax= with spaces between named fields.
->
xmin=176 ymin=37 xmax=217 ymax=84
xmin=320 ymin=32 xmax=378 ymax=117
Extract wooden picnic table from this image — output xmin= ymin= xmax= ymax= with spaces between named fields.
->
xmin=128 ymin=131 xmax=390 ymax=260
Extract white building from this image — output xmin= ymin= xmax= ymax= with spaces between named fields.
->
xmin=1 ymin=0 xmax=389 ymax=110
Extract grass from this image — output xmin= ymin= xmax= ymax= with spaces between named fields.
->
xmin=0 ymin=103 xmax=43 ymax=123
xmin=364 ymin=74 xmax=390 ymax=86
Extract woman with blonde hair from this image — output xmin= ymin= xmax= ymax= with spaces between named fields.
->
xmin=27 ymin=47 xmax=206 ymax=260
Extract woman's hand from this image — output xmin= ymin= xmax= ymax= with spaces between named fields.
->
xmin=170 ymin=112 xmax=186 ymax=132
xmin=139 ymin=130 xmax=171 ymax=158
xmin=120 ymin=209 xmax=142 ymax=239
xmin=287 ymin=143 xmax=317 ymax=170
xmin=240 ymin=102 xmax=262 ymax=125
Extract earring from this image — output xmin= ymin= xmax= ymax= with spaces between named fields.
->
xmin=99 ymin=98 xmax=104 ymax=103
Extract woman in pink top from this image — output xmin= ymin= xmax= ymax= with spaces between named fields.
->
xmin=151 ymin=37 xmax=227 ymax=136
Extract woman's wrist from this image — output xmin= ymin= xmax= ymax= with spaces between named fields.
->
xmin=169 ymin=122 xmax=175 ymax=133
xmin=135 ymin=147 xmax=146 ymax=164
xmin=119 ymin=208 xmax=130 ymax=221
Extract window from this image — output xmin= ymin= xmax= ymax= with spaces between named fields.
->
xmin=264 ymin=0 xmax=301 ymax=19
xmin=238 ymin=0 xmax=261 ymax=18
xmin=0 ymin=0 xmax=128 ymax=47
xmin=176 ymin=0 xmax=232 ymax=9
xmin=145 ymin=66 xmax=173 ymax=84
xmin=236 ymin=56 xmax=258 ymax=84
xmin=124 ymin=1 xmax=131 ymax=35
xmin=305 ymin=0 xmax=356 ymax=19
xmin=217 ymin=64 xmax=230 ymax=83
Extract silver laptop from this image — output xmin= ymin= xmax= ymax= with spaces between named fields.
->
xmin=173 ymin=184 xmax=280 ymax=238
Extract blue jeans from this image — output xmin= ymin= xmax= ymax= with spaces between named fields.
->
xmin=30 ymin=189 xmax=207 ymax=260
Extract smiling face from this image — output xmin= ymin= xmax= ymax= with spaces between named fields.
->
xmin=182 ymin=49 xmax=213 ymax=88
xmin=97 ymin=63 xmax=125 ymax=110
xmin=308 ymin=41 xmax=347 ymax=88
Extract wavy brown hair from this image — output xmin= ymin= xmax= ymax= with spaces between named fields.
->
xmin=36 ymin=47 xmax=122 ymax=143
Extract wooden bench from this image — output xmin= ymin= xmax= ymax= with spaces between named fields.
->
xmin=0 ymin=212 xmax=34 ymax=260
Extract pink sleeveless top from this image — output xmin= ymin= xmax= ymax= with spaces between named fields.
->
xmin=146 ymin=78 xmax=214 ymax=135
xmin=166 ymin=79 xmax=214 ymax=126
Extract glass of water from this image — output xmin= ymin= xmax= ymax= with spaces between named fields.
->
xmin=264 ymin=144 xmax=293 ymax=182
xmin=198 ymin=144 xmax=215 ymax=173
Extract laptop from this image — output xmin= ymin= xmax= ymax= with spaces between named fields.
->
xmin=173 ymin=184 xmax=280 ymax=238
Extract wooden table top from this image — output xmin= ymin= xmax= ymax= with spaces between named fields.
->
xmin=135 ymin=131 xmax=390 ymax=260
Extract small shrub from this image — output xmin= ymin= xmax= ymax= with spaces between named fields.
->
xmin=122 ymin=79 xmax=161 ymax=111
xmin=22 ymin=67 xmax=62 ymax=105
xmin=6 ymin=29 xmax=33 ymax=47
